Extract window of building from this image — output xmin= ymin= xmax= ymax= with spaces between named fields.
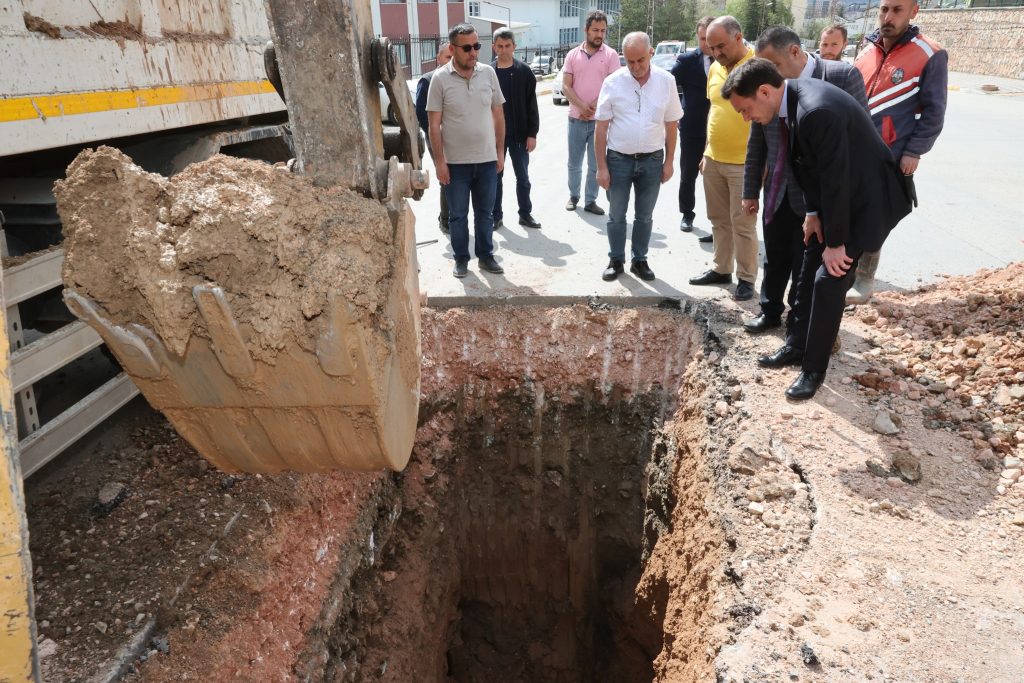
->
xmin=559 ymin=27 xmax=579 ymax=44
xmin=380 ymin=0 xmax=405 ymax=4
xmin=559 ymin=0 xmax=578 ymax=17
xmin=597 ymin=0 xmax=620 ymax=12
xmin=468 ymin=1 xmax=480 ymax=16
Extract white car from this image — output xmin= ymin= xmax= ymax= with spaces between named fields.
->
xmin=552 ymin=66 xmax=567 ymax=105
xmin=378 ymin=80 xmax=419 ymax=123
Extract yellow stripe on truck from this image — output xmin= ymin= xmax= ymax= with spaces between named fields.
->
xmin=0 ymin=80 xmax=278 ymax=123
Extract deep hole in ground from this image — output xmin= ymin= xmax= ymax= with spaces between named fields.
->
xmin=326 ymin=384 xmax=691 ymax=682
xmin=25 ymin=305 xmax=724 ymax=683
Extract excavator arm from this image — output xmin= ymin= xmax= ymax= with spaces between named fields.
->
xmin=58 ymin=0 xmax=427 ymax=474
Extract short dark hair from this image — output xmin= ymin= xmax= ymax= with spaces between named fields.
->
xmin=721 ymin=58 xmax=784 ymax=99
xmin=756 ymin=26 xmax=801 ymax=54
xmin=585 ymin=10 xmax=608 ymax=30
xmin=697 ymin=16 xmax=716 ymax=31
xmin=448 ymin=23 xmax=476 ymax=44
xmin=823 ymin=24 xmax=848 ymax=41
xmin=493 ymin=27 xmax=515 ymax=44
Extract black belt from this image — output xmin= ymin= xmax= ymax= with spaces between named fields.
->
xmin=609 ymin=149 xmax=661 ymax=159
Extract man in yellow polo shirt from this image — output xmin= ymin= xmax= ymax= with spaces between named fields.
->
xmin=689 ymin=16 xmax=757 ymax=301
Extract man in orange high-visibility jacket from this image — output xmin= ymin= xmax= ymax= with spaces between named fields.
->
xmin=851 ymin=0 xmax=947 ymax=305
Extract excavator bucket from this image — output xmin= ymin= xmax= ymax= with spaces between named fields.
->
xmin=59 ymin=155 xmax=423 ymax=473
xmin=56 ymin=0 xmax=429 ymax=473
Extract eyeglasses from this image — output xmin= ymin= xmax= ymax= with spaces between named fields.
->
xmin=455 ymin=42 xmax=483 ymax=53
xmin=634 ymin=89 xmax=642 ymax=112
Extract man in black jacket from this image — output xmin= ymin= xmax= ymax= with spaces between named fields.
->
xmin=416 ymin=40 xmax=451 ymax=234
xmin=491 ymin=28 xmax=541 ymax=230
xmin=740 ymin=26 xmax=866 ymax=336
xmin=723 ymin=59 xmax=912 ymax=400
xmin=669 ymin=15 xmax=714 ymax=234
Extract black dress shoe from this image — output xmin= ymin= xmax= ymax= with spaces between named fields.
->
xmin=786 ymin=372 xmax=826 ymax=401
xmin=602 ymin=259 xmax=624 ymax=281
xmin=689 ymin=269 xmax=731 ymax=286
xmin=698 ymin=234 xmax=713 ymax=243
xmin=453 ymin=260 xmax=469 ymax=278
xmin=743 ymin=313 xmax=782 ymax=334
xmin=734 ymin=279 xmax=755 ymax=301
xmin=680 ymin=216 xmax=694 ymax=232
xmin=583 ymin=202 xmax=605 ymax=215
xmin=494 ymin=219 xmax=505 ymax=230
xmin=565 ymin=197 xmax=578 ymax=211
xmin=519 ymin=214 xmax=542 ymax=229
xmin=479 ymin=256 xmax=504 ymax=274
xmin=758 ymin=344 xmax=804 ymax=368
xmin=630 ymin=260 xmax=655 ymax=281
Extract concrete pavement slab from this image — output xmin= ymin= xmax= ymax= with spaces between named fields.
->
xmin=412 ymin=71 xmax=1024 ymax=307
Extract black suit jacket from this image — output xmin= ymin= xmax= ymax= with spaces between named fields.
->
xmin=786 ymin=79 xmax=912 ymax=252
xmin=670 ymin=48 xmax=710 ymax=140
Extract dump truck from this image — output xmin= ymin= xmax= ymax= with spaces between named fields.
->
xmin=1 ymin=0 xmax=426 ymax=678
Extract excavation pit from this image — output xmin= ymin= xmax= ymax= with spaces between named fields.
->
xmin=27 ymin=305 xmax=728 ymax=683
xmin=315 ymin=305 xmax=726 ymax=682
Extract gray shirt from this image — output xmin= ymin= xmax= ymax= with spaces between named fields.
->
xmin=426 ymin=61 xmax=505 ymax=164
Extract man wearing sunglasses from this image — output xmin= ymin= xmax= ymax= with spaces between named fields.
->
xmin=427 ymin=24 xmax=507 ymax=278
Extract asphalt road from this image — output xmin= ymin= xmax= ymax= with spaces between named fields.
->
xmin=412 ymin=71 xmax=1024 ymax=304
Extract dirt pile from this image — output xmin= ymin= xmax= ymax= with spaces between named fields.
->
xmin=848 ymin=262 xmax=1024 ymax=490
xmin=55 ymin=146 xmax=395 ymax=364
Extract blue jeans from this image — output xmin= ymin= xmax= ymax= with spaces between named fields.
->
xmin=567 ymin=118 xmax=598 ymax=205
xmin=606 ymin=149 xmax=664 ymax=263
xmin=493 ymin=140 xmax=532 ymax=221
xmin=444 ymin=162 xmax=497 ymax=262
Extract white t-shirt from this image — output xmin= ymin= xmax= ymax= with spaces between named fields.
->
xmin=595 ymin=65 xmax=683 ymax=154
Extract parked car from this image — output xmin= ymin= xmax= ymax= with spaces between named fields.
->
xmin=652 ymin=53 xmax=676 ymax=71
xmin=552 ymin=66 xmax=567 ymax=105
xmin=654 ymin=40 xmax=684 ymax=57
xmin=619 ymin=54 xmax=626 ymax=66
xmin=531 ymin=55 xmax=555 ymax=75
xmin=378 ymin=81 xmax=419 ymax=124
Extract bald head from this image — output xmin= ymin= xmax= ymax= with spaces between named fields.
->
xmin=621 ymin=31 xmax=652 ymax=51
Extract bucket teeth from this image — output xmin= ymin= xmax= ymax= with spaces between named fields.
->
xmin=192 ymin=285 xmax=255 ymax=379
xmin=62 ymin=290 xmax=163 ymax=378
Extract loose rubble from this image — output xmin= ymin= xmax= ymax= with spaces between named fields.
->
xmin=852 ymin=262 xmax=1024 ymax=496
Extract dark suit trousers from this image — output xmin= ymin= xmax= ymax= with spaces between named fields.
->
xmin=759 ymin=193 xmax=805 ymax=329
xmin=425 ymin=130 xmax=449 ymax=226
xmin=678 ymin=132 xmax=705 ymax=219
xmin=786 ymin=238 xmax=862 ymax=373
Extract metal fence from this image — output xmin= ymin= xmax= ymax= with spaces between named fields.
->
xmin=383 ymin=36 xmax=581 ymax=77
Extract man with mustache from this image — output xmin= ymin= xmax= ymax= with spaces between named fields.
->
xmin=818 ymin=24 xmax=848 ymax=62
xmin=851 ymin=0 xmax=947 ymax=303
xmin=595 ymin=32 xmax=682 ymax=282
xmin=427 ymin=24 xmax=507 ymax=279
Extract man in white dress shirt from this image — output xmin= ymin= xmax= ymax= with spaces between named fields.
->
xmin=595 ymin=32 xmax=683 ymax=282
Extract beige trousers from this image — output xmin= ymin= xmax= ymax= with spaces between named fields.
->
xmin=703 ymin=156 xmax=759 ymax=283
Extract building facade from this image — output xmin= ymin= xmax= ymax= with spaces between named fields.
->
xmin=372 ymin=0 xmax=621 ymax=77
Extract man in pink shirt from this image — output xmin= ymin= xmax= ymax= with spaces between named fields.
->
xmin=561 ymin=10 xmax=620 ymax=215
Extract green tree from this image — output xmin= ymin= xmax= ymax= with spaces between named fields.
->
xmin=617 ymin=0 xmax=720 ymax=48
xmin=723 ymin=0 xmax=794 ymax=41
